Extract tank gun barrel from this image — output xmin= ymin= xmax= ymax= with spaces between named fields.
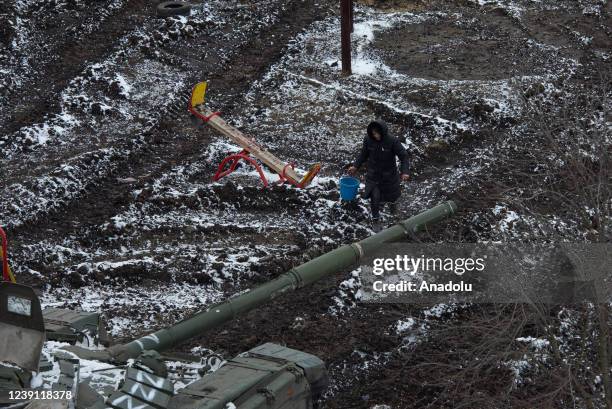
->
xmin=110 ymin=201 xmax=457 ymax=361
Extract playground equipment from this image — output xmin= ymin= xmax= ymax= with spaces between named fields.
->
xmin=189 ymin=82 xmax=321 ymax=188
xmin=0 ymin=227 xmax=16 ymax=283
xmin=0 ymin=202 xmax=457 ymax=408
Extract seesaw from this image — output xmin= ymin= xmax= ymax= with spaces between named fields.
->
xmin=189 ymin=82 xmax=321 ymax=188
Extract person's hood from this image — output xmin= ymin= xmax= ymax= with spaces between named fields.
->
xmin=367 ymin=120 xmax=389 ymax=141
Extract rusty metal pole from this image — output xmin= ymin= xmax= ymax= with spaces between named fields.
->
xmin=350 ymin=0 xmax=354 ymax=32
xmin=340 ymin=0 xmax=352 ymax=76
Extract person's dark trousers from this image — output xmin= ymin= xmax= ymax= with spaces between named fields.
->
xmin=370 ymin=185 xmax=382 ymax=219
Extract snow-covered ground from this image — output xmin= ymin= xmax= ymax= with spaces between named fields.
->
xmin=0 ymin=0 xmax=610 ymax=406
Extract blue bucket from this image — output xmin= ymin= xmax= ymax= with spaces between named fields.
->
xmin=339 ymin=176 xmax=360 ymax=201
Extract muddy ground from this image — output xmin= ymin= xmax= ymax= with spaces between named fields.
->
xmin=0 ymin=0 xmax=611 ymax=408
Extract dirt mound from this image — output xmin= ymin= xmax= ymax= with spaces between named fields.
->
xmin=375 ymin=15 xmax=562 ymax=80
xmin=357 ymin=0 xmax=431 ymax=12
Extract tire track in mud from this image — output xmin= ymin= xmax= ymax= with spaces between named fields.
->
xmin=0 ymin=0 xmax=150 ymax=137
xmin=8 ymin=0 xmax=332 ymax=252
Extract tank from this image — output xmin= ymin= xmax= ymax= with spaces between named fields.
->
xmin=0 ymin=201 xmax=457 ymax=408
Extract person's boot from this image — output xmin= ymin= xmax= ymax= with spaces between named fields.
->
xmin=387 ymin=202 xmax=398 ymax=215
xmin=372 ymin=217 xmax=382 ymax=233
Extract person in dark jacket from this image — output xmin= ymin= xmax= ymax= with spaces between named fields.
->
xmin=348 ymin=120 xmax=410 ymax=231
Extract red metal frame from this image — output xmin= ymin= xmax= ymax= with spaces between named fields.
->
xmin=201 ymin=111 xmax=221 ymax=123
xmin=0 ymin=227 xmax=9 ymax=282
xmin=212 ymin=153 xmax=316 ymax=188
xmin=213 ymin=150 xmax=270 ymax=187
xmin=279 ymin=162 xmax=300 ymax=187
xmin=190 ymin=102 xmax=272 ymax=186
